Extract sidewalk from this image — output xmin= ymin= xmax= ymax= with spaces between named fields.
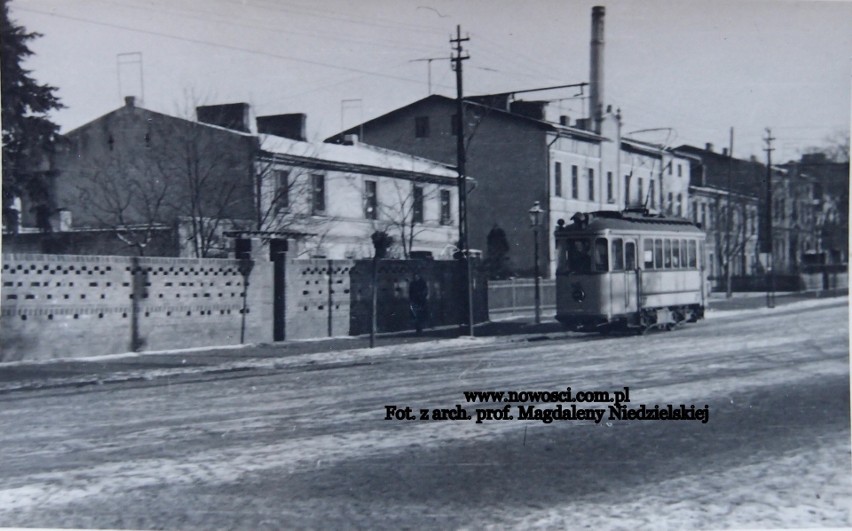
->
xmin=0 ymin=291 xmax=845 ymax=394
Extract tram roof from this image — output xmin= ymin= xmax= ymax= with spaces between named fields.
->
xmin=554 ymin=209 xmax=704 ymax=236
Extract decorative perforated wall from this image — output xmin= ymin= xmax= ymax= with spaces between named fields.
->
xmin=1 ymin=254 xmax=273 ymax=361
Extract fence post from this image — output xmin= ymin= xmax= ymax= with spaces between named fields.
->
xmin=511 ymin=279 xmax=517 ymax=317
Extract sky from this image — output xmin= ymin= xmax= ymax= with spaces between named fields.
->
xmin=8 ymin=0 xmax=852 ymax=163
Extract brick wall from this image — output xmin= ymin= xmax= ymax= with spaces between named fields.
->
xmin=1 ymin=252 xmax=489 ymax=361
xmin=1 ymin=253 xmax=273 ymax=362
xmin=276 ymin=257 xmax=354 ymax=340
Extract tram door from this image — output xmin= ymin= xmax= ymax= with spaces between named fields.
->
xmin=624 ymin=239 xmax=639 ymax=313
xmin=610 ymin=238 xmax=638 ymax=316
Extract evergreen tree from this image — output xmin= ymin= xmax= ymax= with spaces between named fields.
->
xmin=485 ymin=224 xmax=512 ymax=279
xmin=1 ymin=0 xmax=63 ymax=231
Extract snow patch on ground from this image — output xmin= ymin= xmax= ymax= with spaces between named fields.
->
xmin=492 ymin=438 xmax=851 ymax=529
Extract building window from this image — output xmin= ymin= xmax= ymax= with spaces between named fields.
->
xmin=554 ymin=162 xmax=562 ymax=197
xmin=649 ymin=180 xmax=655 ymax=208
xmin=606 ymin=171 xmax=613 ymax=203
xmin=311 ymin=174 xmax=325 ymax=214
xmin=677 ymin=164 xmax=682 ymax=177
xmin=413 ymin=185 xmax=424 ymax=223
xmin=701 ymin=203 xmax=707 ymax=227
xmin=676 ymin=194 xmax=683 ymax=216
xmin=571 ymin=165 xmax=579 ymax=199
xmin=415 ymin=116 xmax=430 ymax=138
xmin=667 ymin=192 xmax=674 ymax=214
xmin=364 ymin=180 xmax=378 ymax=219
xmin=440 ymin=189 xmax=451 ymax=225
xmin=624 ymin=175 xmax=631 ymax=204
xmin=668 ymin=162 xmax=673 ymax=175
xmin=274 ymin=170 xmax=289 ymax=211
xmin=587 ymin=168 xmax=595 ymax=201
xmin=637 ymin=178 xmax=644 ymax=205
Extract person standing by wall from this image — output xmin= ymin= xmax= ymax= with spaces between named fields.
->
xmin=408 ymin=273 xmax=429 ymax=334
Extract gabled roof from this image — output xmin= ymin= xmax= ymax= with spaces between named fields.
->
xmin=63 ymin=103 xmax=256 ymax=139
xmin=259 ymin=133 xmax=462 ymax=184
xmin=325 ymin=94 xmax=606 ymax=144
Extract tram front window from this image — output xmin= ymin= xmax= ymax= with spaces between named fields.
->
xmin=559 ymin=237 xmax=608 ymax=273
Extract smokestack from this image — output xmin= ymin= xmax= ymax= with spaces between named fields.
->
xmin=589 ymin=6 xmax=605 ymax=134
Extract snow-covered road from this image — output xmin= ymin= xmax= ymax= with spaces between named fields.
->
xmin=0 ymin=299 xmax=848 ymax=529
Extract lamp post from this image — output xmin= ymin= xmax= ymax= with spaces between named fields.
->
xmin=529 ymin=201 xmax=544 ymax=324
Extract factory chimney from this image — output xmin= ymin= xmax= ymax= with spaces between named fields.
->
xmin=589 ymin=6 xmax=605 ymax=134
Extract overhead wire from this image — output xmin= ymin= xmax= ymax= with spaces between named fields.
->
xmin=14 ymin=6 xmax=441 ymax=88
xmin=96 ymin=0 xmax=447 ymax=56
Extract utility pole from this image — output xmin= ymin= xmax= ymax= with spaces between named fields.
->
xmin=725 ymin=127 xmax=734 ymax=298
xmin=451 ymin=25 xmax=474 ymax=336
xmin=763 ymin=128 xmax=776 ymax=308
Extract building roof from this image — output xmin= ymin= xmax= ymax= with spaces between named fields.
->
xmin=689 ymin=185 xmax=760 ymax=202
xmin=63 ymin=102 xmax=257 ymax=139
xmin=325 ymin=94 xmax=607 ymax=145
xmin=259 ymin=133 xmax=462 ymax=183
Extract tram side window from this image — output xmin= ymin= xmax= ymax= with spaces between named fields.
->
xmin=625 ymin=242 xmax=636 ymax=270
xmin=643 ymin=239 xmax=654 ymax=269
xmin=611 ymin=238 xmax=624 ymax=271
xmin=688 ymin=240 xmax=697 ymax=268
xmin=594 ymin=238 xmax=609 ymax=271
xmin=672 ymin=239 xmax=680 ymax=268
xmin=663 ymin=239 xmax=672 ymax=268
xmin=680 ymin=239 xmax=687 ymax=269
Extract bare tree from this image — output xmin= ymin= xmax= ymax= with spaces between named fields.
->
xmin=712 ymin=196 xmax=756 ymax=282
xmin=804 ymin=130 xmax=850 ymax=163
xmin=378 ymin=178 xmax=443 ymax=259
xmin=252 ymin=139 xmax=340 ymax=258
xmin=74 ymin=150 xmax=171 ymax=255
xmin=155 ymin=118 xmax=252 ymax=257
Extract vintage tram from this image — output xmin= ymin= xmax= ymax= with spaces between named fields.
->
xmin=554 ymin=208 xmax=708 ymax=333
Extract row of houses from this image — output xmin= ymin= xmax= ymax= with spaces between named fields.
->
xmin=679 ymin=143 xmax=848 ymax=279
xmin=6 ymin=97 xmax=462 ymax=263
xmin=3 ymin=91 xmax=847 ymax=280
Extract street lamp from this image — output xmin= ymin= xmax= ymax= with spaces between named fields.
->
xmin=528 ymin=201 xmax=544 ymax=324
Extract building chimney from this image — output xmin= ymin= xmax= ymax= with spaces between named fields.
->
xmin=196 ymin=103 xmax=251 ymax=133
xmin=722 ymin=147 xmax=728 ymax=157
xmin=124 ymin=96 xmax=136 ymax=108
xmin=342 ymin=134 xmax=359 ymax=145
xmin=509 ymin=100 xmax=547 ymax=120
xmin=559 ymin=115 xmax=570 ymax=126
xmin=256 ymin=113 xmax=307 ymax=141
xmin=705 ymin=142 xmax=714 ymax=152
xmin=589 ymin=6 xmax=605 ymax=134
